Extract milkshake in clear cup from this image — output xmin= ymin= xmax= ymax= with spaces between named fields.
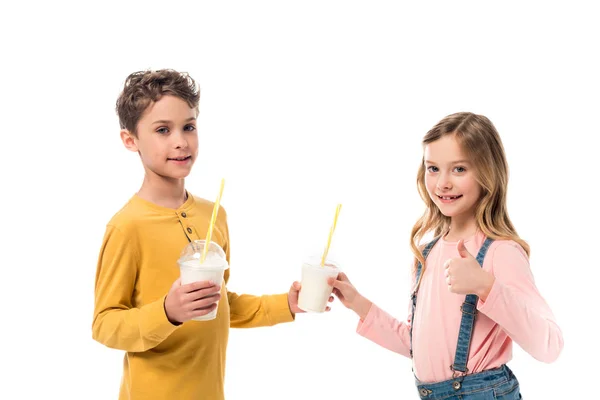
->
xmin=297 ymin=256 xmax=340 ymax=313
xmin=178 ymin=240 xmax=229 ymax=321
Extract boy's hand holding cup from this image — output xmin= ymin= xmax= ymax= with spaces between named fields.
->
xmin=165 ymin=278 xmax=222 ymax=324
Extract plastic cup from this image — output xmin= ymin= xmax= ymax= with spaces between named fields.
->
xmin=178 ymin=240 xmax=229 ymax=321
xmin=297 ymin=256 xmax=340 ymax=313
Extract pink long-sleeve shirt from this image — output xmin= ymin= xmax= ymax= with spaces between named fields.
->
xmin=356 ymin=231 xmax=563 ymax=383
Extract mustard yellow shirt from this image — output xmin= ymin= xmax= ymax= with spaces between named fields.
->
xmin=92 ymin=193 xmax=294 ymax=399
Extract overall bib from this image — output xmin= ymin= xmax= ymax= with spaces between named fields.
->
xmin=410 ymin=237 xmax=522 ymax=399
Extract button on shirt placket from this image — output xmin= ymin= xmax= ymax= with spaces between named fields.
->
xmin=180 ymin=211 xmax=198 ymax=241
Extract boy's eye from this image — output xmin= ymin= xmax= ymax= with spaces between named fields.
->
xmin=184 ymin=124 xmax=196 ymax=132
xmin=157 ymin=127 xmax=169 ymax=134
xmin=427 ymin=166 xmax=438 ymax=173
xmin=454 ymin=166 xmax=466 ymax=173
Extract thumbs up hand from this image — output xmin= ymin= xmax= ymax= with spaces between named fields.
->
xmin=444 ymin=239 xmax=495 ymax=300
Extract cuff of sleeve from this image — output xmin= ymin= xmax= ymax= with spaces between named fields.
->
xmin=140 ymin=295 xmax=180 ymax=341
xmin=356 ymin=302 xmax=376 ymax=337
xmin=265 ymin=293 xmax=295 ymax=324
xmin=477 ymin=279 xmax=501 ymax=315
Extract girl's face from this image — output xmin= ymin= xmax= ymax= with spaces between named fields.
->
xmin=424 ymin=134 xmax=481 ymax=221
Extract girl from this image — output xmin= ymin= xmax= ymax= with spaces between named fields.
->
xmin=329 ymin=112 xmax=563 ymax=399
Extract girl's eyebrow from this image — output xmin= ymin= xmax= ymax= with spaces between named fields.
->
xmin=425 ymin=159 xmax=470 ymax=164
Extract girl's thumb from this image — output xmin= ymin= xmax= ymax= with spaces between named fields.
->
xmin=457 ymin=239 xmax=471 ymax=258
xmin=338 ymin=272 xmax=350 ymax=282
xmin=328 ymin=276 xmax=347 ymax=290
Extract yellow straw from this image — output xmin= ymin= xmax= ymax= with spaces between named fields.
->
xmin=321 ymin=204 xmax=342 ymax=266
xmin=201 ymin=178 xmax=225 ymax=263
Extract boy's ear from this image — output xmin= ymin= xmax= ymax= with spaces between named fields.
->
xmin=120 ymin=129 xmax=139 ymax=152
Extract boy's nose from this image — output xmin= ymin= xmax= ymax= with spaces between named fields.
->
xmin=173 ymin=131 xmax=189 ymax=149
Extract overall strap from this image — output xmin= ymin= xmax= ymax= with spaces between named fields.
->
xmin=409 ymin=236 xmax=440 ymax=358
xmin=451 ymin=237 xmax=494 ymax=376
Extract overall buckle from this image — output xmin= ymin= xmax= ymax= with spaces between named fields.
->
xmin=450 ymin=365 xmax=468 ymax=390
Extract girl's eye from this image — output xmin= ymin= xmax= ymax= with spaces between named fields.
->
xmin=157 ymin=127 xmax=169 ymax=134
xmin=184 ymin=125 xmax=196 ymax=132
xmin=454 ymin=166 xmax=466 ymax=173
xmin=427 ymin=166 xmax=438 ymax=173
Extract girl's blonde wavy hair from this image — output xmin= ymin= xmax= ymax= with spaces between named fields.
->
xmin=410 ymin=112 xmax=529 ymax=289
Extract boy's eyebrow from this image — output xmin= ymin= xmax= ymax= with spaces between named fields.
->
xmin=152 ymin=117 xmax=197 ymax=125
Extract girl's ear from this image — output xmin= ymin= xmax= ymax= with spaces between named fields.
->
xmin=120 ymin=129 xmax=139 ymax=152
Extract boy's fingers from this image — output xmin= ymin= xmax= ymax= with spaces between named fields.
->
xmin=187 ymin=285 xmax=221 ymax=301
xmin=190 ymin=293 xmax=221 ymax=309
xmin=292 ymin=281 xmax=301 ymax=291
xmin=184 ymin=280 xmax=218 ymax=293
xmin=191 ymin=303 xmax=218 ymax=317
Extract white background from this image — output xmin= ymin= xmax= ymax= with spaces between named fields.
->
xmin=1 ymin=1 xmax=598 ymax=398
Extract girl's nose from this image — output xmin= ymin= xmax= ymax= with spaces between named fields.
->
xmin=437 ymin=173 xmax=452 ymax=190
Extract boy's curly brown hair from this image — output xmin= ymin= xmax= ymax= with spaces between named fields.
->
xmin=116 ymin=69 xmax=200 ymax=136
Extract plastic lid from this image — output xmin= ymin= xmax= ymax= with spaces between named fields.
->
xmin=303 ymin=255 xmax=340 ymax=270
xmin=178 ymin=240 xmax=227 ymax=264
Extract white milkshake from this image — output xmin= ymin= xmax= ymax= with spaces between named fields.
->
xmin=178 ymin=240 xmax=229 ymax=321
xmin=297 ymin=257 xmax=340 ymax=313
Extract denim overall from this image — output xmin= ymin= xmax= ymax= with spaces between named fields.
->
xmin=409 ymin=237 xmax=522 ymax=399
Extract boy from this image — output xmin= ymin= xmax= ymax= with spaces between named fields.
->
xmin=92 ymin=69 xmax=320 ymax=399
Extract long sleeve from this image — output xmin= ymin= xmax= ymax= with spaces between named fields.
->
xmin=356 ymin=264 xmax=416 ymax=358
xmin=356 ymin=302 xmax=413 ymax=358
xmin=92 ymin=225 xmax=178 ymax=352
xmin=218 ymin=208 xmax=295 ymax=328
xmin=477 ymin=242 xmax=563 ymax=363
xmin=228 ymin=292 xmax=295 ymax=328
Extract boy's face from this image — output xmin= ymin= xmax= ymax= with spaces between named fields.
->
xmin=122 ymin=95 xmax=199 ymax=180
